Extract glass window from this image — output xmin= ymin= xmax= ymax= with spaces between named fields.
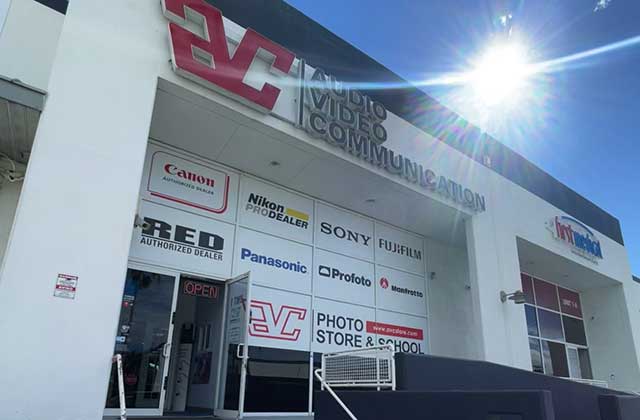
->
xmin=525 ymin=305 xmax=539 ymax=336
xmin=542 ymin=340 xmax=569 ymax=378
xmin=562 ymin=316 xmax=587 ymax=346
xmin=558 ymin=287 xmax=582 ymax=317
xmin=567 ymin=347 xmax=582 ymax=378
xmin=533 ymin=278 xmax=559 ymax=311
xmin=579 ymin=349 xmax=593 ymax=380
xmin=538 ymin=309 xmax=564 ymax=341
xmin=243 ymin=346 xmax=310 ymax=413
xmin=521 ymin=273 xmax=535 ymax=304
xmin=529 ymin=338 xmax=544 ymax=373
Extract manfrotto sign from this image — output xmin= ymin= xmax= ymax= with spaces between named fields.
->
xmin=376 ymin=265 xmax=427 ymax=317
xmin=161 ymin=2 xmax=487 ymax=213
xmin=546 ymin=216 xmax=603 ymax=263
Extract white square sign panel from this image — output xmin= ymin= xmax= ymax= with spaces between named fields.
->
xmin=374 ymin=310 xmax=428 ymax=354
xmin=234 ymin=227 xmax=312 ymax=295
xmin=141 ymin=143 xmax=239 ymax=223
xmin=315 ymin=203 xmax=374 ymax=261
xmin=130 ymin=201 xmax=235 ymax=278
xmin=249 ymin=285 xmax=311 ymax=352
xmin=239 ymin=177 xmax=313 ymax=244
xmin=312 ymin=298 xmax=376 ymax=353
xmin=313 ymin=249 xmax=375 ymax=307
xmin=375 ymin=265 xmax=427 ymax=317
xmin=374 ymin=222 xmax=425 ymax=275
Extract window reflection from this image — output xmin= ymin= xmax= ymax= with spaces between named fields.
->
xmin=538 ymin=309 xmax=563 ymax=341
xmin=529 ymin=338 xmax=543 ymax=373
xmin=525 ymin=305 xmax=539 ymax=337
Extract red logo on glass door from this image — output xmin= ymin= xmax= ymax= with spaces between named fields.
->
xmin=161 ymin=0 xmax=295 ymax=112
xmin=249 ymin=300 xmax=307 ymax=341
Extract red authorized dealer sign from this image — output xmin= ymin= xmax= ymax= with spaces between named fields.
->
xmin=366 ymin=321 xmax=424 ymax=340
xmin=183 ymin=280 xmax=219 ymax=299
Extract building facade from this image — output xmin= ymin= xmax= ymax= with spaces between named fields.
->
xmin=0 ymin=1 xmax=639 ymax=419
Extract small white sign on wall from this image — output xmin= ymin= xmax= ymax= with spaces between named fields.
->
xmin=375 ymin=222 xmax=425 ymax=275
xmin=315 ymin=203 xmax=374 ymax=261
xmin=130 ymin=201 xmax=235 ymax=279
xmin=234 ymin=227 xmax=312 ymax=295
xmin=249 ymin=285 xmax=311 ymax=352
xmin=141 ymin=143 xmax=239 ymax=223
xmin=375 ymin=265 xmax=427 ymax=317
xmin=53 ymin=273 xmax=78 ymax=299
xmin=239 ymin=177 xmax=313 ymax=244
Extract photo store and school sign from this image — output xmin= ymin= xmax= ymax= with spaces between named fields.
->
xmin=162 ymin=0 xmax=486 ymax=213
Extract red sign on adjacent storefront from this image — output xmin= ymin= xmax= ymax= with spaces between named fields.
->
xmin=558 ymin=287 xmax=582 ymax=318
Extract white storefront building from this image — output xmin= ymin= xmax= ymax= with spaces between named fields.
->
xmin=0 ymin=1 xmax=639 ymax=419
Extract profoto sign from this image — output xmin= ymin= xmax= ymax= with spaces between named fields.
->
xmin=162 ymin=0 xmax=486 ymax=212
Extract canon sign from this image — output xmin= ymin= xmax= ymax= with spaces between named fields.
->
xmin=162 ymin=0 xmax=295 ymax=112
xmin=164 ymin=164 xmax=215 ymax=188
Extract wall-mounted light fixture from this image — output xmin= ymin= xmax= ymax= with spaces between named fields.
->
xmin=500 ymin=290 xmax=526 ymax=304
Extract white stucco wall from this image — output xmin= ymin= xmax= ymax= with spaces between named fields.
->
xmin=0 ymin=0 xmax=64 ymax=89
xmin=0 ymin=0 xmax=10 ymax=35
xmin=427 ymin=238 xmax=480 ymax=359
xmin=0 ymin=1 xmax=637 ymax=419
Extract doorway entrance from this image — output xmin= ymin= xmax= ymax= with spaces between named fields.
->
xmin=104 ymin=265 xmax=252 ymax=418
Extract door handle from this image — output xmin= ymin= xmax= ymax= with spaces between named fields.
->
xmin=236 ymin=343 xmax=245 ymax=359
xmin=162 ymin=342 xmax=171 ymax=358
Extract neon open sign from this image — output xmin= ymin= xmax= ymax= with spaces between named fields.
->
xmin=183 ymin=280 xmax=219 ymax=299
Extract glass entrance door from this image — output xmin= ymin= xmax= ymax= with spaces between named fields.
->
xmin=104 ymin=265 xmax=180 ymax=417
xmin=215 ymin=273 xmax=252 ymax=419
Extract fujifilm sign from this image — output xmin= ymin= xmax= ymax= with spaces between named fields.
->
xmin=163 ymin=0 xmax=486 ymax=212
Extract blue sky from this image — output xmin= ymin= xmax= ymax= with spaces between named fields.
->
xmin=287 ymin=0 xmax=639 ymax=275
